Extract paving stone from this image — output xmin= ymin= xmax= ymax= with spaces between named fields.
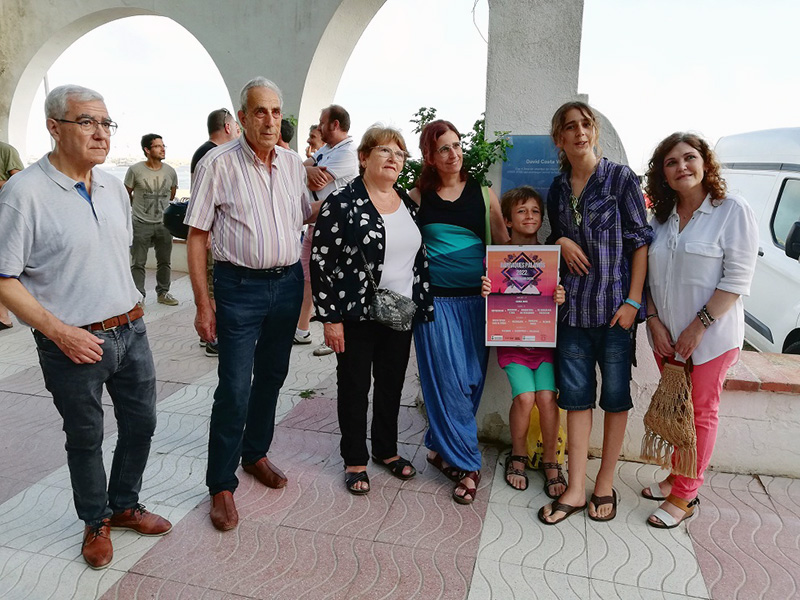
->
xmin=480 ymin=500 xmax=588 ymax=576
xmin=468 ymin=559 xmax=590 ymax=599
xmin=0 ymin=548 xmax=125 ymax=600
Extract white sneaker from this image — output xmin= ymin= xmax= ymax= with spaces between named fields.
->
xmin=294 ymin=331 xmax=312 ymax=344
xmin=157 ymin=292 xmax=179 ymax=306
xmin=313 ymin=343 xmax=334 ymax=356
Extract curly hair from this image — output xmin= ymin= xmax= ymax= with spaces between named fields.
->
xmin=550 ymin=101 xmax=600 ymax=173
xmin=416 ymin=119 xmax=468 ymax=192
xmin=645 ymin=132 xmax=727 ymax=224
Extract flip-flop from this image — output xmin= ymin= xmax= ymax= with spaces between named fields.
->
xmin=647 ymin=495 xmax=699 ymax=529
xmin=537 ymin=500 xmax=587 ymax=525
xmin=344 ymin=470 xmax=370 ymax=495
xmin=426 ymin=453 xmax=466 ymax=482
xmin=588 ymin=489 xmax=618 ymax=522
xmin=641 ymin=482 xmax=666 ymax=501
xmin=372 ymin=456 xmax=416 ymax=480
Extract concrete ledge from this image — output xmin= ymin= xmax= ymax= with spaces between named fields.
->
xmin=476 ymin=327 xmax=800 ymax=478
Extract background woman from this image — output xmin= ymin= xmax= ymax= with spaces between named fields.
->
xmin=540 ymin=101 xmax=652 ymax=524
xmin=409 ymin=119 xmax=508 ymax=505
xmin=643 ymin=132 xmax=758 ymax=528
xmin=311 ymin=126 xmax=433 ymax=495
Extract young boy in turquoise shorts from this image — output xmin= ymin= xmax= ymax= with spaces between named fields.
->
xmin=482 ymin=186 xmax=566 ymax=497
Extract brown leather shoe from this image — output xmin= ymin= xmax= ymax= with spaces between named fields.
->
xmin=242 ymin=456 xmax=288 ymax=489
xmin=109 ymin=504 xmax=172 ymax=536
xmin=210 ymin=491 xmax=238 ymax=531
xmin=82 ymin=519 xmax=113 ymax=570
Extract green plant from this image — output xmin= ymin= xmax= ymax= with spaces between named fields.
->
xmin=397 ymin=107 xmax=512 ymax=189
xmin=299 ymin=389 xmax=315 ymax=399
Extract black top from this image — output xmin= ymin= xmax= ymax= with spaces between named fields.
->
xmin=190 ymin=140 xmax=217 ymax=174
xmin=416 ymin=176 xmax=487 ymax=296
xmin=416 ymin=177 xmax=486 ymax=241
xmin=310 ymin=176 xmax=434 ymax=324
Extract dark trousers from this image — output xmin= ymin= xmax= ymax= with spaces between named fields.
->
xmin=206 ymin=261 xmax=303 ymax=495
xmin=336 ymin=319 xmax=413 ymax=467
xmin=131 ymin=220 xmax=173 ymax=297
xmin=34 ymin=318 xmax=157 ymax=525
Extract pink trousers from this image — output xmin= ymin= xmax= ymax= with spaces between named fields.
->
xmin=654 ymin=348 xmax=739 ymax=500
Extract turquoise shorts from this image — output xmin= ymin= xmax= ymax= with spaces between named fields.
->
xmin=502 ymin=361 xmax=556 ymax=399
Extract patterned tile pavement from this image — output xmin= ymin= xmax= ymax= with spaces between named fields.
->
xmin=0 ymin=272 xmax=798 ymax=599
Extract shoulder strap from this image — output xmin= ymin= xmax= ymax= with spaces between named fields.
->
xmin=358 ymin=246 xmax=380 ymax=292
xmin=481 ymin=185 xmax=491 ymax=244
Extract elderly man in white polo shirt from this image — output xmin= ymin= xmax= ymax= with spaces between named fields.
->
xmin=185 ymin=77 xmax=312 ymax=531
xmin=0 ymin=84 xmax=171 ymax=570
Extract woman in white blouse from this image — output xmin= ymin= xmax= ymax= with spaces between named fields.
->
xmin=642 ymin=133 xmax=758 ymax=528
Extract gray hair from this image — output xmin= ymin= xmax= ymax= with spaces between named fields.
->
xmin=239 ymin=77 xmax=283 ymax=113
xmin=45 ymin=84 xmax=104 ymax=120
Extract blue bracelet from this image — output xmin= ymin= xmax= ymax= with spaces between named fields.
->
xmin=624 ymin=298 xmax=641 ymax=310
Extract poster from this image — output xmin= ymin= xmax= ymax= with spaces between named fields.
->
xmin=485 ymin=245 xmax=561 ymax=347
xmin=500 ymin=135 xmax=561 ymax=200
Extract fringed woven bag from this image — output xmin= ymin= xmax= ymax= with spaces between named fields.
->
xmin=640 ymin=358 xmax=698 ymax=478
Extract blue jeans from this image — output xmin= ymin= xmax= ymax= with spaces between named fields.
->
xmin=34 ymin=317 xmax=157 ymax=525
xmin=556 ymin=323 xmax=633 ymax=412
xmin=207 ymin=261 xmax=303 ymax=495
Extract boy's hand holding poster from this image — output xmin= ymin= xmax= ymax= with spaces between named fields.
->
xmin=485 ymin=245 xmax=561 ymax=347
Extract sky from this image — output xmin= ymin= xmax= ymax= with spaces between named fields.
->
xmin=20 ymin=0 xmax=800 ymax=174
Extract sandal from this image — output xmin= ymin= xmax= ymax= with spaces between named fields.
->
xmin=537 ymin=500 xmax=587 ymax=525
xmin=641 ymin=482 xmax=667 ymax=501
xmin=641 ymin=475 xmax=674 ymax=501
xmin=426 ymin=453 xmax=466 ymax=482
xmin=344 ymin=470 xmax=370 ymax=495
xmin=372 ymin=456 xmax=416 ymax=480
xmin=541 ymin=462 xmax=567 ymax=500
xmin=647 ymin=494 xmax=699 ymax=529
xmin=588 ymin=489 xmax=618 ymax=522
xmin=453 ymin=471 xmax=481 ymax=505
xmin=504 ymin=454 xmax=529 ymax=491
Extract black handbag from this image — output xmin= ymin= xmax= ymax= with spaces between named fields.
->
xmin=358 ymin=247 xmax=416 ymax=331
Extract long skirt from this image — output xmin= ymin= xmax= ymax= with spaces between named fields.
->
xmin=414 ymin=295 xmax=488 ymax=472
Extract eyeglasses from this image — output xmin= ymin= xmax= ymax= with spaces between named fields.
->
xmin=436 ymin=141 xmax=462 ymax=156
xmin=569 ymin=193 xmax=582 ymax=226
xmin=150 ymin=144 xmax=166 ymax=150
xmin=55 ymin=118 xmax=118 ymax=135
xmin=372 ymin=146 xmax=408 ymax=162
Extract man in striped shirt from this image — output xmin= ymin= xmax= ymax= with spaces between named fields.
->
xmin=185 ymin=77 xmax=312 ymax=531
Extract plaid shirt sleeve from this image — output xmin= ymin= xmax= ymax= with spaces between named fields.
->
xmin=617 ymin=166 xmax=653 ymax=253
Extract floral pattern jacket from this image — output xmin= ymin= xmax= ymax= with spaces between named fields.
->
xmin=310 ymin=176 xmax=434 ymax=324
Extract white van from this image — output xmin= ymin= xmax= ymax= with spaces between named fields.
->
xmin=715 ymin=128 xmax=800 ymax=354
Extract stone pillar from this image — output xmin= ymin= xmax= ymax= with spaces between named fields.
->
xmin=484 ymin=0 xmax=584 ymax=137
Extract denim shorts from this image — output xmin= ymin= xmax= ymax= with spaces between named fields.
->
xmin=556 ymin=324 xmax=633 ymax=413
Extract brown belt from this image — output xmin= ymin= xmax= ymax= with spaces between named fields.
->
xmin=85 ymin=305 xmax=144 ymax=332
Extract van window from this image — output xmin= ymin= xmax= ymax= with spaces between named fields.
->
xmin=772 ymin=179 xmax=800 ymax=247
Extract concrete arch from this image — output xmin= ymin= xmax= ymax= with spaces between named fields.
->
xmin=7 ymin=7 xmax=156 ymax=154
xmin=1 ymin=0 xmax=372 ymax=154
xmin=297 ymin=0 xmax=385 ymax=139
